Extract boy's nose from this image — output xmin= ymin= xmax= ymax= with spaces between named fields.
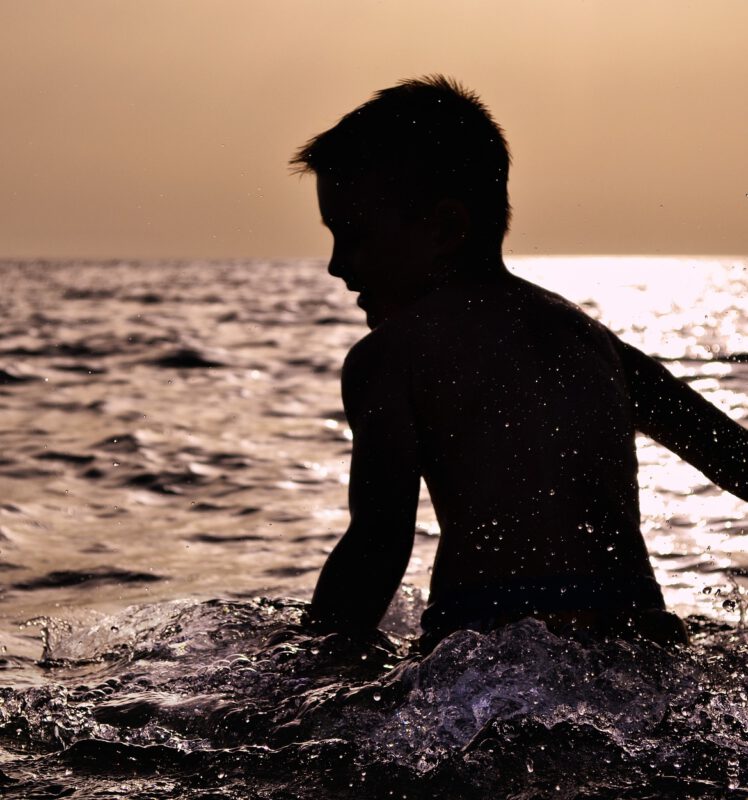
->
xmin=327 ymin=259 xmax=344 ymax=279
xmin=327 ymin=248 xmax=349 ymax=281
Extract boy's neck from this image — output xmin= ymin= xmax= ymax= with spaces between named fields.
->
xmin=367 ymin=251 xmax=508 ymax=329
xmin=434 ymin=251 xmax=509 ymax=291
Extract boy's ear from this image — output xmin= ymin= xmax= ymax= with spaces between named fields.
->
xmin=433 ymin=198 xmax=471 ymax=255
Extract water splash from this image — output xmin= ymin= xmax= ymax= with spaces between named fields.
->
xmin=1 ymin=596 xmax=748 ymax=798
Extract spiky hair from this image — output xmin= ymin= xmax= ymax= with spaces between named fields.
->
xmin=291 ymin=75 xmax=512 ymax=243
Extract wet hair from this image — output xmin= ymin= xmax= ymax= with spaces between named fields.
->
xmin=290 ymin=75 xmax=512 ymax=246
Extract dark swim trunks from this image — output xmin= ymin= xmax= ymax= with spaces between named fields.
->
xmin=419 ymin=574 xmax=688 ymax=653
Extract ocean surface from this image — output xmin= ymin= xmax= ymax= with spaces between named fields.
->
xmin=1 ymin=255 xmax=748 ymax=798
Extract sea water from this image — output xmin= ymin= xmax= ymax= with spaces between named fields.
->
xmin=0 ymin=256 xmax=747 ymax=798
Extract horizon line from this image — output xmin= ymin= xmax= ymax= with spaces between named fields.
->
xmin=0 ymin=253 xmax=745 ymax=265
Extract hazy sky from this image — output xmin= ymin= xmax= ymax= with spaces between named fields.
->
xmin=1 ymin=1 xmax=746 ymax=259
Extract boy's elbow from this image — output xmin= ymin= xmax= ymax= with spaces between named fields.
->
xmin=706 ymin=464 xmax=748 ymax=503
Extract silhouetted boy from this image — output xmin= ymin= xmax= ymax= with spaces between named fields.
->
xmin=291 ymin=75 xmax=748 ymax=651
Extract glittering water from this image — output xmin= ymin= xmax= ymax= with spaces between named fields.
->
xmin=0 ymin=256 xmax=747 ymax=798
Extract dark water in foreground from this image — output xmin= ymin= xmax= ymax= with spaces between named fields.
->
xmin=1 ymin=257 xmax=748 ymax=798
xmin=3 ymin=600 xmax=748 ymax=799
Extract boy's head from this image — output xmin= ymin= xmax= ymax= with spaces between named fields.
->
xmin=291 ymin=75 xmax=511 ymax=327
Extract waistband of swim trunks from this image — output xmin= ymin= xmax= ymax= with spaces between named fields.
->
xmin=421 ymin=573 xmax=665 ymax=636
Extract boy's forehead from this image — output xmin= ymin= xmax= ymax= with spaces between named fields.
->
xmin=316 ymin=172 xmax=402 ymax=225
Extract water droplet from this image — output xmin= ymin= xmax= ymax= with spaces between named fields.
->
xmin=373 ymin=692 xmax=382 ymax=702
xmin=727 ymin=756 xmax=740 ymax=790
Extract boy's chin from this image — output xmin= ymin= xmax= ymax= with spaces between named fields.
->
xmin=364 ymin=309 xmax=380 ymax=329
xmin=362 ymin=299 xmax=402 ymax=329
xmin=358 ymin=294 xmax=380 ymax=328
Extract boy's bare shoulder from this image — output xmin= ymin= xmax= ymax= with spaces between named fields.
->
xmin=511 ymin=279 xmax=625 ymax=372
xmin=341 ymin=320 xmax=413 ymax=421
xmin=343 ymin=318 xmax=406 ymax=375
xmin=509 ymin=275 xmax=606 ymax=330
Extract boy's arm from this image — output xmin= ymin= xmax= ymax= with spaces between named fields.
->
xmin=612 ymin=336 xmax=748 ymax=501
xmin=308 ymin=332 xmax=420 ymax=635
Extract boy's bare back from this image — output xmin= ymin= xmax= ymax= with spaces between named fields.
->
xmin=393 ymin=276 xmax=650 ymax=599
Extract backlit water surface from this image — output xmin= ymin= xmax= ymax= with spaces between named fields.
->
xmin=1 ymin=257 xmax=747 ymax=799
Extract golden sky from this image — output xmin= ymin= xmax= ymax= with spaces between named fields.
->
xmin=1 ymin=0 xmax=746 ymax=259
